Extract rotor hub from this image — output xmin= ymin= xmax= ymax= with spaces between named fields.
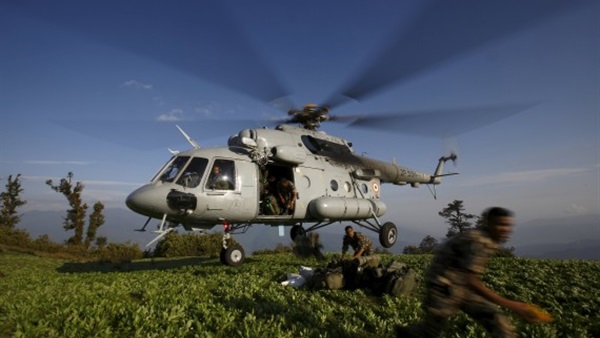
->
xmin=287 ymin=104 xmax=330 ymax=130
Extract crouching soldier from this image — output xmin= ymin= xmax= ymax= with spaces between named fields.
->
xmin=341 ymin=226 xmax=373 ymax=258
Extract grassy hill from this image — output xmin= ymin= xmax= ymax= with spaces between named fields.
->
xmin=1 ymin=251 xmax=599 ymax=337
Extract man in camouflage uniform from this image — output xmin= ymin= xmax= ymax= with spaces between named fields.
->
xmin=276 ymin=177 xmax=296 ymax=215
xmin=341 ymin=226 xmax=373 ymax=258
xmin=397 ymin=207 xmax=540 ymax=338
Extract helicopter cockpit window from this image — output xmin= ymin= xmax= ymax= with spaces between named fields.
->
xmin=176 ymin=157 xmax=208 ymax=188
xmin=301 ymin=135 xmax=322 ymax=154
xmin=206 ymin=159 xmax=235 ymax=190
xmin=157 ymin=156 xmax=190 ymax=183
xmin=301 ymin=135 xmax=350 ymax=155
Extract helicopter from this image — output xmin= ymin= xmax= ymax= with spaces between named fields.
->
xmin=10 ymin=0 xmax=581 ymax=266
xmin=126 ymin=102 xmax=458 ymax=266
xmin=117 ymin=0 xmax=585 ymax=266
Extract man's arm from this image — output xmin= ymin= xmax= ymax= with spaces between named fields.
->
xmin=465 ymin=272 xmax=537 ymax=322
xmin=353 ymin=248 xmax=365 ymax=258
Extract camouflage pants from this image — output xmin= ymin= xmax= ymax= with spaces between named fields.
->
xmin=401 ymin=282 xmax=515 ymax=338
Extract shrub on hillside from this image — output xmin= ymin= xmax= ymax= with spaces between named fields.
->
xmin=31 ymin=235 xmax=64 ymax=253
xmin=95 ymin=242 xmax=143 ymax=264
xmin=153 ymin=232 xmax=230 ymax=258
xmin=0 ymin=227 xmax=31 ymax=247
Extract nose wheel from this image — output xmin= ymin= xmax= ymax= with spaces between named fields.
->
xmin=220 ymin=231 xmax=246 ymax=266
xmin=220 ymin=243 xmax=246 ymax=266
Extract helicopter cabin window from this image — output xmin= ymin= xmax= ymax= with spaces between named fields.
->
xmin=176 ymin=157 xmax=208 ymax=188
xmin=206 ymin=159 xmax=235 ymax=190
xmin=158 ymin=156 xmax=190 ymax=183
xmin=330 ymin=180 xmax=338 ymax=191
xmin=344 ymin=181 xmax=351 ymax=192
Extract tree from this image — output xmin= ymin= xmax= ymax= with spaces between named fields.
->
xmin=419 ymin=235 xmax=438 ymax=254
xmin=403 ymin=235 xmax=439 ymax=255
xmin=46 ymin=172 xmax=89 ymax=245
xmin=86 ymin=202 xmax=105 ymax=247
xmin=475 ymin=210 xmax=487 ymax=229
xmin=0 ymin=174 xmax=27 ymax=228
xmin=438 ymin=200 xmax=475 ymax=238
xmin=95 ymin=236 xmax=108 ymax=248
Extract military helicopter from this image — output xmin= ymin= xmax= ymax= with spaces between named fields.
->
xmin=118 ymin=1 xmax=582 ymax=266
xmin=126 ymin=101 xmax=459 ymax=266
xmin=13 ymin=0 xmax=578 ymax=265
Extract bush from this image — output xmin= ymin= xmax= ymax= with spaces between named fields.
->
xmin=0 ymin=227 xmax=31 ymax=247
xmin=495 ymin=246 xmax=516 ymax=258
xmin=153 ymin=232 xmax=229 ymax=258
xmin=31 ymin=235 xmax=64 ymax=253
xmin=95 ymin=242 xmax=143 ymax=264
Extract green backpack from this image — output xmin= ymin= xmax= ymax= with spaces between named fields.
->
xmin=306 ymin=267 xmax=345 ymax=290
xmin=383 ymin=261 xmax=418 ymax=297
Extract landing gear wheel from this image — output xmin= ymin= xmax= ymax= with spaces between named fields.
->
xmin=221 ymin=244 xmax=245 ymax=266
xmin=290 ymin=225 xmax=306 ymax=241
xmin=379 ymin=222 xmax=397 ymax=248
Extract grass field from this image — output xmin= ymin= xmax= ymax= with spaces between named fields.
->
xmin=1 ymin=251 xmax=599 ymax=337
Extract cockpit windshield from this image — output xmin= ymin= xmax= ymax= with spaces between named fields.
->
xmin=156 ymin=156 xmax=190 ymax=183
xmin=153 ymin=156 xmax=209 ymax=188
xmin=176 ymin=157 xmax=209 ymax=188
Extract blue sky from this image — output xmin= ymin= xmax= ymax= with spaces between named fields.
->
xmin=1 ymin=0 xmax=598 ymax=238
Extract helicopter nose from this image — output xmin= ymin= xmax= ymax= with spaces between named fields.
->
xmin=126 ymin=184 xmax=169 ymax=216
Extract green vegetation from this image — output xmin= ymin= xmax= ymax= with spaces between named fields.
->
xmin=1 ymin=252 xmax=598 ymax=337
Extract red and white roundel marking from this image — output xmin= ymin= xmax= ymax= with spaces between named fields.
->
xmin=372 ymin=182 xmax=380 ymax=193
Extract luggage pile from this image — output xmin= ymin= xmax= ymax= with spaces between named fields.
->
xmin=304 ymin=255 xmax=418 ymax=297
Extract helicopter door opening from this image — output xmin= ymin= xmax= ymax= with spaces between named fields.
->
xmin=260 ymin=164 xmax=296 ymax=217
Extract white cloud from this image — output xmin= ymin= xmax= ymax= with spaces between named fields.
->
xmin=194 ymin=102 xmax=220 ymax=118
xmin=121 ymin=80 xmax=153 ymax=90
xmin=564 ymin=203 xmax=588 ymax=215
xmin=156 ymin=109 xmax=184 ymax=121
xmin=459 ymin=167 xmax=594 ymax=187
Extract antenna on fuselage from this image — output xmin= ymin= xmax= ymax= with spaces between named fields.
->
xmin=176 ymin=125 xmax=200 ymax=149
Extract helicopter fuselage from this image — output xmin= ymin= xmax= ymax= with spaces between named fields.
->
xmin=126 ymin=124 xmax=450 ymax=231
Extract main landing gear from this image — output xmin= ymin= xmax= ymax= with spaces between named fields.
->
xmin=218 ymin=219 xmax=397 ymax=266
xmin=289 ymin=221 xmax=398 ymax=248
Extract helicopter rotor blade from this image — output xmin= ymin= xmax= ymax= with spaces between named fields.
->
xmin=8 ymin=1 xmax=290 ymax=103
xmin=53 ymin=119 xmax=270 ymax=150
xmin=346 ymin=102 xmax=538 ymax=138
xmin=326 ymin=0 xmax=584 ymax=103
